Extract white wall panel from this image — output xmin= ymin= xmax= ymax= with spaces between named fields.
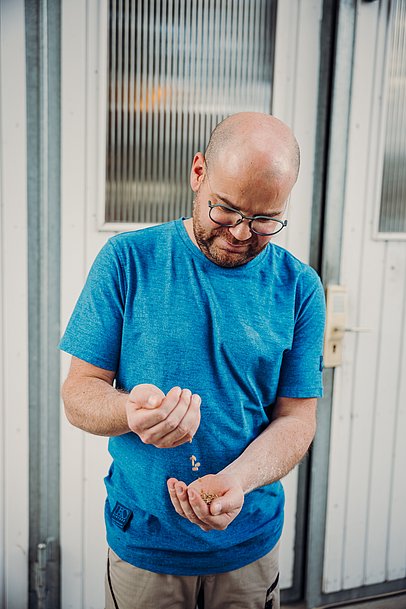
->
xmin=365 ymin=242 xmax=406 ymax=584
xmin=273 ymin=0 xmax=323 ymax=265
xmin=387 ymin=279 xmax=406 ymax=580
xmin=323 ymin=1 xmax=382 ymax=592
xmin=273 ymin=0 xmax=324 ymax=590
xmin=60 ymin=1 xmax=116 ymax=607
xmin=60 ymin=0 xmax=89 ymax=604
xmin=323 ymin=0 xmax=406 ymax=594
xmin=0 ymin=1 xmax=29 ymax=607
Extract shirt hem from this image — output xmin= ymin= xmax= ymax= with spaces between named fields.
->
xmin=277 ymin=387 xmax=323 ymax=398
xmin=107 ymin=526 xmax=283 ymax=576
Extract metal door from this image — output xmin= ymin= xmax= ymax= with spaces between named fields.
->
xmin=307 ymin=1 xmax=406 ymax=606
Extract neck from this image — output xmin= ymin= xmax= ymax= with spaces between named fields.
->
xmin=183 ymin=218 xmax=198 ymax=247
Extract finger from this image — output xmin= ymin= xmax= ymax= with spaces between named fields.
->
xmin=209 ymin=488 xmax=243 ymax=517
xmin=161 ymin=393 xmax=201 ymax=448
xmin=132 ymin=386 xmax=183 ymax=433
xmin=186 ymin=488 xmax=212 ymax=531
xmin=167 ymin=478 xmax=187 ymax=519
xmin=175 ymin=483 xmax=208 ymax=528
xmin=145 ymin=388 xmax=193 ymax=446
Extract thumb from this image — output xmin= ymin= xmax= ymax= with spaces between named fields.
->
xmin=209 ymin=488 xmax=243 ymax=516
xmin=130 ymin=383 xmax=165 ymax=409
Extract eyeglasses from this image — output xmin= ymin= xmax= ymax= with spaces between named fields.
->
xmin=207 ymin=201 xmax=288 ymax=237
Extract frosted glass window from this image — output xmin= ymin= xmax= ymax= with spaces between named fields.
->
xmin=105 ymin=0 xmax=276 ymax=224
xmin=379 ymin=0 xmax=406 ymax=234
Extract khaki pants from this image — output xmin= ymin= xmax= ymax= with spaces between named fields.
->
xmin=105 ymin=544 xmax=280 ymax=609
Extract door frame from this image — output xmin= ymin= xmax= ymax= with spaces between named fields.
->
xmin=25 ymin=0 xmax=62 ymax=606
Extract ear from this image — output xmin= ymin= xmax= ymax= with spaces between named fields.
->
xmin=190 ymin=152 xmax=206 ymax=192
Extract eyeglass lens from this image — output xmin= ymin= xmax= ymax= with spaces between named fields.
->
xmin=209 ymin=204 xmax=285 ymax=236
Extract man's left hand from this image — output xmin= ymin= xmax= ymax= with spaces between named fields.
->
xmin=167 ymin=473 xmax=244 ymax=531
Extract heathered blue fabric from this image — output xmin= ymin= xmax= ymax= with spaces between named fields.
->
xmin=59 ymin=218 xmax=326 ymax=575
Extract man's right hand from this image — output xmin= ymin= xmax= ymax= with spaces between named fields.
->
xmin=125 ymin=384 xmax=201 ymax=448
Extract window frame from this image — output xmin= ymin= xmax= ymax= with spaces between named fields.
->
xmin=372 ymin=0 xmax=406 ymax=242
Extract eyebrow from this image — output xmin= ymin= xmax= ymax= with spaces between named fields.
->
xmin=214 ymin=194 xmax=284 ymax=218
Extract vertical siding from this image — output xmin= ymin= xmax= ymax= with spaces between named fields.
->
xmin=273 ymin=0 xmax=324 ymax=590
xmin=60 ymin=0 xmax=88 ymax=605
xmin=61 ymin=1 xmax=118 ymax=607
xmin=0 ymin=1 xmax=29 ymax=607
xmin=365 ymin=242 xmax=406 ymax=584
xmin=323 ymin=0 xmax=406 ymax=593
xmin=339 ymin=1 xmax=385 ymax=589
xmin=387 ymin=281 xmax=406 ymax=579
xmin=273 ymin=0 xmax=323 ymax=264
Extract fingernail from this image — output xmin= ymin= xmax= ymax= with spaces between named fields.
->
xmin=211 ymin=502 xmax=221 ymax=515
xmin=148 ymin=395 xmax=158 ymax=406
xmin=188 ymin=489 xmax=195 ymax=500
xmin=176 ymin=486 xmax=183 ymax=495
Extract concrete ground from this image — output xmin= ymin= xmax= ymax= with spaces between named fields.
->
xmin=282 ymin=592 xmax=406 ymax=609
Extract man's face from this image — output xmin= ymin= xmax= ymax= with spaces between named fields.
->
xmin=191 ymin=159 xmax=291 ymax=268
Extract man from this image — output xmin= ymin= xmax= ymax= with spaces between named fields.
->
xmin=60 ymin=112 xmax=326 ymax=609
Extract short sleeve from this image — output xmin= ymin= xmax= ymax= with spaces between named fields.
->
xmin=59 ymin=239 xmax=126 ymax=371
xmin=277 ymin=267 xmax=326 ymax=398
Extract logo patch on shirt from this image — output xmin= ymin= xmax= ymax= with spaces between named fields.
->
xmin=111 ymin=502 xmax=133 ymax=530
xmin=319 ymin=355 xmax=324 ymax=371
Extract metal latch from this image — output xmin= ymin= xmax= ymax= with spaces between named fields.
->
xmin=35 ymin=543 xmax=48 ymax=608
xmin=323 ymin=284 xmax=372 ymax=368
xmin=34 ymin=538 xmax=59 ymax=609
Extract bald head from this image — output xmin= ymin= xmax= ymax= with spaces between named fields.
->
xmin=204 ymin=112 xmax=300 ymax=185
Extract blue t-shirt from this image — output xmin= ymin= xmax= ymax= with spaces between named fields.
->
xmin=59 ymin=218 xmax=325 ymax=575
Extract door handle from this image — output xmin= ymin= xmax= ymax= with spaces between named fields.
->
xmin=323 ymin=285 xmax=372 ymax=368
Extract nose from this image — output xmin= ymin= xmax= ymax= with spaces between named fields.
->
xmin=228 ymin=220 xmax=252 ymax=241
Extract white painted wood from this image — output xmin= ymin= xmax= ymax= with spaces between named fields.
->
xmin=60 ymin=0 xmax=88 ymax=605
xmin=61 ymin=1 xmax=115 ymax=607
xmin=82 ymin=4 xmax=113 ymax=608
xmin=340 ymin=2 xmax=385 ymax=591
xmin=273 ymin=0 xmax=324 ymax=590
xmin=0 ymin=1 xmax=29 ymax=607
xmin=82 ymin=435 xmax=110 ymax=609
xmin=323 ymin=0 xmax=406 ymax=594
xmin=387 ymin=273 xmax=406 ymax=580
xmin=279 ymin=468 xmax=299 ymax=590
xmin=324 ymin=0 xmax=384 ymax=591
xmin=272 ymin=0 xmax=301 ymax=589
xmin=285 ymin=0 xmax=323 ymax=264
xmin=273 ymin=0 xmax=324 ymax=264
xmin=322 ymin=1 xmax=371 ymax=591
xmin=365 ymin=242 xmax=406 ymax=584
xmin=86 ymin=0 xmax=116 ymax=259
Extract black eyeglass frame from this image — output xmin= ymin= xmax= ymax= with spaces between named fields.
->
xmin=207 ymin=201 xmax=288 ymax=237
